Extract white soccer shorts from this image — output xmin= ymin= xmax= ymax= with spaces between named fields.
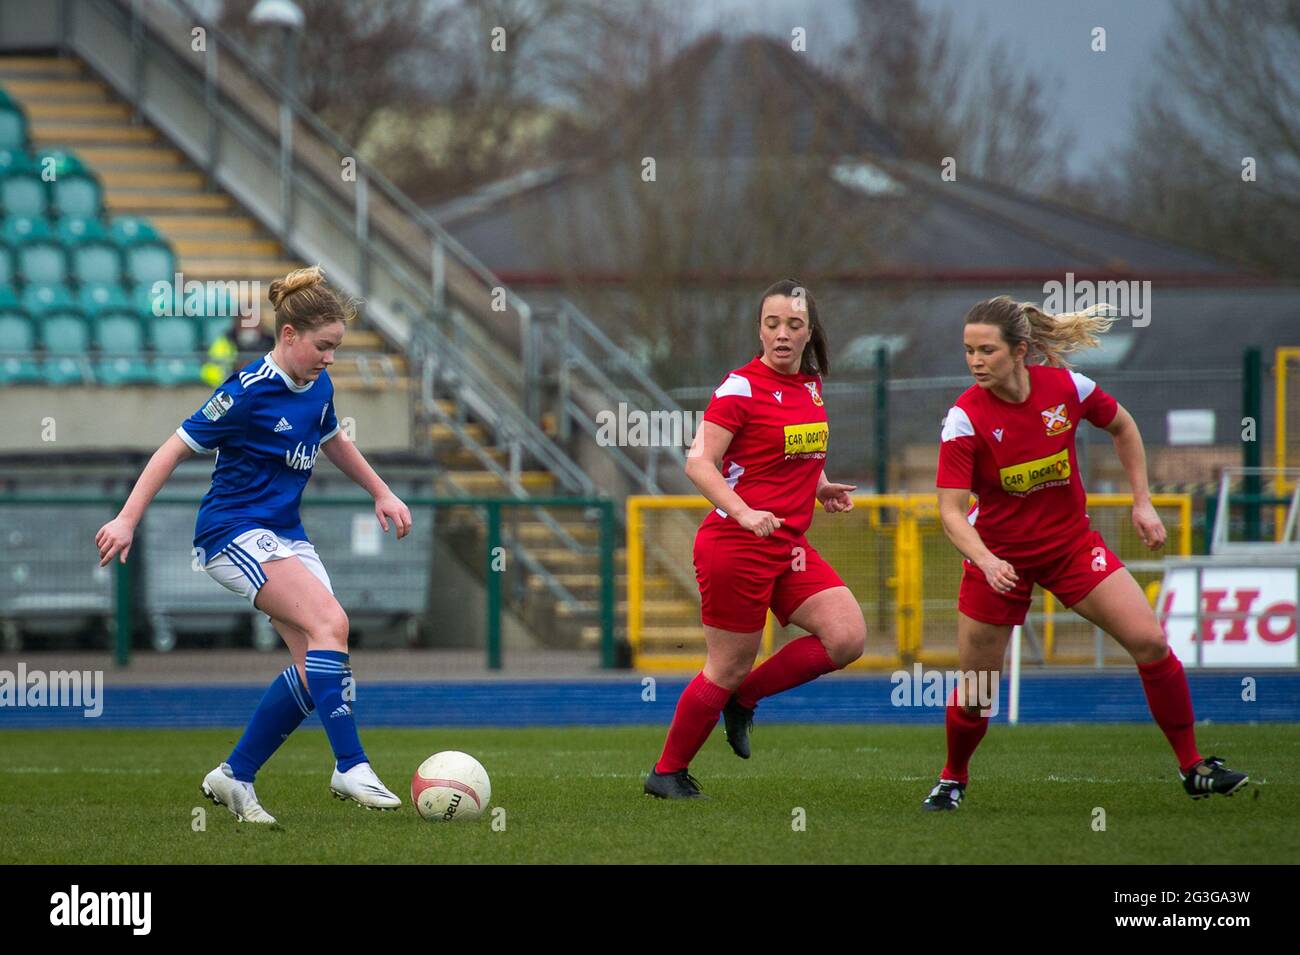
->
xmin=203 ymin=528 xmax=334 ymax=606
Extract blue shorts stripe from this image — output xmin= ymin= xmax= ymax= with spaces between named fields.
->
xmin=230 ymin=544 xmax=268 ymax=586
xmin=221 ymin=545 xmax=266 ymax=590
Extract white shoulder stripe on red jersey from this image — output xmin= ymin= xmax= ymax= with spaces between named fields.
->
xmin=940 ymin=406 xmax=974 ymax=442
xmin=1069 ymin=370 xmax=1097 ymax=403
xmin=714 ymin=373 xmax=752 ymax=400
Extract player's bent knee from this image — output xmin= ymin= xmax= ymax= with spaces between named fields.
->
xmin=824 ymin=624 xmax=865 ymax=667
xmin=306 ymin=605 xmax=349 ymax=651
xmin=1130 ymin=632 xmax=1169 ymax=665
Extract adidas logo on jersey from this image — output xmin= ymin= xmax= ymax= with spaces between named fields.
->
xmin=273 ymin=417 xmax=293 ymax=433
xmin=329 ymin=704 xmax=352 ymax=719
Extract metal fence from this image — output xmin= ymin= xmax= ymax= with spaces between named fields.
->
xmin=0 ymin=494 xmax=617 ymax=669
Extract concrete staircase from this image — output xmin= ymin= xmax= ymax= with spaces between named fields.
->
xmin=2 ymin=52 xmax=642 ymax=654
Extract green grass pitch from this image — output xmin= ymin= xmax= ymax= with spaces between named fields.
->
xmin=1 ymin=724 xmax=1295 ymax=864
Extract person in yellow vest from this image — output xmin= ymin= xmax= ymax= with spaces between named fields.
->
xmin=202 ymin=316 xmax=275 ymax=386
xmin=201 ymin=330 xmax=238 ymax=387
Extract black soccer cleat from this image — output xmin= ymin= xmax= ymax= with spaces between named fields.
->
xmin=1181 ymin=756 xmax=1249 ymax=799
xmin=921 ymin=778 xmax=966 ymax=812
xmin=644 ymin=767 xmax=708 ymax=799
xmin=722 ymin=697 xmax=755 ymax=759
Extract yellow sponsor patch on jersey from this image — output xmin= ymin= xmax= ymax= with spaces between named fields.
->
xmin=999 ymin=448 xmax=1071 ymax=493
xmin=783 ymin=422 xmax=829 ymax=455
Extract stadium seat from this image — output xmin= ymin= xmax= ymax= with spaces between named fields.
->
xmin=123 ymin=239 xmax=176 ymax=288
xmin=94 ymin=313 xmax=152 ymax=385
xmin=0 ymin=147 xmax=28 ymax=175
xmin=0 ymin=286 xmax=18 ymax=310
xmin=0 ymin=242 xmax=13 ymax=286
xmin=17 ymin=237 xmax=69 ymax=285
xmin=0 ymin=310 xmax=41 ymax=385
xmin=150 ymin=316 xmax=202 ymax=386
xmin=78 ymin=282 xmax=132 ymax=318
xmin=38 ymin=312 xmax=91 ymax=385
xmin=20 ymin=283 xmax=76 ymax=317
xmin=68 ymin=235 xmax=123 ymax=285
xmin=0 ymin=165 xmax=47 ymax=218
xmin=55 ymin=215 xmax=105 ymax=244
xmin=0 ymin=103 xmax=28 ymax=153
xmin=1 ymin=214 xmax=52 ymax=245
xmin=50 ymin=169 xmax=103 ymax=219
xmin=94 ymin=315 xmax=152 ymax=387
xmin=109 ymin=216 xmax=159 ymax=245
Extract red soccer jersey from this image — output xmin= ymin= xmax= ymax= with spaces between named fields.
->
xmin=935 ymin=364 xmax=1119 ymax=562
xmin=700 ymin=356 xmax=828 ymax=539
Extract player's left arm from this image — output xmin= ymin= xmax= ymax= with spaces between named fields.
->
xmin=816 ymin=470 xmax=857 ymax=513
xmin=322 ymin=431 xmax=413 ymax=539
xmin=1101 ymin=403 xmax=1166 ymax=550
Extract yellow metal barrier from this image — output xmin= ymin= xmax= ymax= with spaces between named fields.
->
xmin=626 ymin=493 xmax=1192 ymax=671
xmin=1274 ymin=347 xmax=1300 ymax=536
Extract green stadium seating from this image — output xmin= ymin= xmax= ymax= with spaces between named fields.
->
xmin=55 ymin=215 xmax=105 ymax=244
xmin=2 ymin=214 xmax=52 ymax=244
xmin=78 ymin=282 xmax=132 ymax=318
xmin=94 ymin=313 xmax=153 ymax=385
xmin=0 ymin=242 xmax=13 ymax=286
xmin=20 ymin=283 xmax=76 ymax=317
xmin=150 ymin=315 xmax=202 ymax=385
xmin=0 ymin=147 xmax=27 ymax=175
xmin=0 ymin=167 xmax=47 ymax=218
xmin=69 ymin=235 xmax=122 ymax=285
xmin=50 ymin=170 xmax=102 ymax=219
xmin=0 ymin=286 xmax=18 ymax=309
xmin=17 ymin=238 xmax=68 ymax=285
xmin=123 ymin=239 xmax=175 ymax=288
xmin=109 ymin=216 xmax=159 ymax=244
xmin=0 ymin=311 xmax=41 ymax=385
xmin=0 ymin=104 xmax=28 ymax=153
xmin=39 ymin=313 xmax=90 ymax=385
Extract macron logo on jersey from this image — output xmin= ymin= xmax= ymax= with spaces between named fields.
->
xmin=273 ymin=417 xmax=293 ymax=433
xmin=773 ymin=391 xmax=783 ymax=403
xmin=993 ymin=428 xmax=1004 ymax=442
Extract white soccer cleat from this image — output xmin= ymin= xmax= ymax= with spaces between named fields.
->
xmin=330 ymin=761 xmax=401 ymax=810
xmin=201 ymin=762 xmax=278 ymax=824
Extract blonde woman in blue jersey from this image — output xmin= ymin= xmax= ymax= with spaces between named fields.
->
xmin=95 ymin=266 xmax=413 ymax=823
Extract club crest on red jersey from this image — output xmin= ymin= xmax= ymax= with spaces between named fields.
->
xmin=1041 ymin=403 xmax=1072 ymax=436
xmin=804 ymin=381 xmax=823 ymax=407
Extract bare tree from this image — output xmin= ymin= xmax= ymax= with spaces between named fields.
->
xmin=1085 ymin=0 xmax=1300 ymax=277
xmin=837 ymin=0 xmax=1074 ymax=193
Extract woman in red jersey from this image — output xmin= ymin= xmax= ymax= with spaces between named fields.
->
xmin=644 ymin=279 xmax=865 ymax=799
xmin=923 ymin=295 xmax=1248 ymax=810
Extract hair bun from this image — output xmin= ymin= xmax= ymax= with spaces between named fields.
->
xmin=268 ymin=265 xmax=325 ymax=310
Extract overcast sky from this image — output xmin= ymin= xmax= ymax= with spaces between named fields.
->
xmin=689 ymin=0 xmax=1179 ymax=177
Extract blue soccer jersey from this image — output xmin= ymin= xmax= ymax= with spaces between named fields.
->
xmin=177 ymin=352 xmax=340 ymax=561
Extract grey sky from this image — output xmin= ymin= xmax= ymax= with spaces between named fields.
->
xmin=689 ymin=0 xmax=1179 ymax=178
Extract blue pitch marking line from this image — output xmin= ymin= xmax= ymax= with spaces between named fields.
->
xmin=0 ymin=673 xmax=1296 ymax=728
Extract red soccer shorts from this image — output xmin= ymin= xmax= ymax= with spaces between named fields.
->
xmin=693 ymin=519 xmax=846 ymax=633
xmin=958 ymin=528 xmax=1123 ymax=626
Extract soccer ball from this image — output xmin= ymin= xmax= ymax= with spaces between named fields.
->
xmin=411 ymin=751 xmax=491 ymax=822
